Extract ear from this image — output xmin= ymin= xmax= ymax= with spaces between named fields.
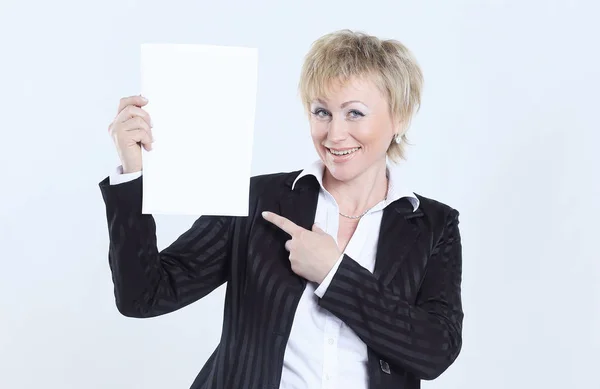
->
xmin=395 ymin=119 xmax=407 ymax=136
xmin=389 ymin=113 xmax=403 ymax=137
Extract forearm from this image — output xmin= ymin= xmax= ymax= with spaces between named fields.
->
xmin=318 ymin=210 xmax=463 ymax=380
xmin=103 ymin=189 xmax=163 ymax=317
xmin=318 ymin=257 xmax=461 ymax=379
xmin=99 ymin=175 xmax=232 ymax=318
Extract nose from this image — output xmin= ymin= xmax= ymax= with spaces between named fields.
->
xmin=327 ymin=116 xmax=348 ymax=143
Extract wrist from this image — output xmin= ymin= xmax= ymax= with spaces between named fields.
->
xmin=122 ymin=165 xmax=142 ymax=174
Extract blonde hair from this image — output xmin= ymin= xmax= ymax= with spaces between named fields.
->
xmin=298 ymin=29 xmax=424 ymax=162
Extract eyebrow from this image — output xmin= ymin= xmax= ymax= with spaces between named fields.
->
xmin=314 ymin=98 xmax=367 ymax=108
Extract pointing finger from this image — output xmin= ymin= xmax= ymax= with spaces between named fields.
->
xmin=262 ymin=211 xmax=302 ymax=236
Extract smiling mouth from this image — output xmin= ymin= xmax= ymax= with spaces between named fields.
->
xmin=327 ymin=147 xmax=361 ymax=156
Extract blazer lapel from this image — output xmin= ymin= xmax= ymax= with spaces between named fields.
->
xmin=278 ymin=175 xmax=320 ymax=231
xmin=373 ymin=198 xmax=424 ymax=286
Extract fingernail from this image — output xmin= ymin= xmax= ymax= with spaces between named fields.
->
xmin=141 ymin=96 xmax=148 ymax=102
xmin=262 ymin=211 xmax=267 ymax=218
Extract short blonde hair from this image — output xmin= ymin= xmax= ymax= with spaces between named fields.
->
xmin=298 ymin=29 xmax=424 ymax=162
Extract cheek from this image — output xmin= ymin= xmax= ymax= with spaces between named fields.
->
xmin=355 ymin=115 xmax=394 ymax=148
xmin=310 ymin=123 xmax=328 ymax=141
xmin=352 ymin=123 xmax=389 ymax=148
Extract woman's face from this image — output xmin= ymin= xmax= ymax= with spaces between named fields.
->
xmin=309 ymin=75 xmax=399 ymax=182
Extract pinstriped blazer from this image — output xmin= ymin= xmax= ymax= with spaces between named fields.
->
xmin=99 ymin=169 xmax=463 ymax=389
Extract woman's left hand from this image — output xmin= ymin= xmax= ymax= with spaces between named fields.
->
xmin=262 ymin=211 xmax=341 ymax=284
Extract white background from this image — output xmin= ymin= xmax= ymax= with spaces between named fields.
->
xmin=0 ymin=0 xmax=598 ymax=388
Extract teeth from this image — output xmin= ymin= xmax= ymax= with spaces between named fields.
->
xmin=329 ymin=147 xmax=360 ymax=156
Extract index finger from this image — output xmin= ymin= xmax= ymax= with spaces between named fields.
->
xmin=262 ymin=211 xmax=301 ymax=236
xmin=118 ymin=95 xmax=148 ymax=114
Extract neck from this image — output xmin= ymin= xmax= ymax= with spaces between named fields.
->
xmin=323 ymin=159 xmax=388 ymax=217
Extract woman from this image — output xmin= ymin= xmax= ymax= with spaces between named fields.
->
xmin=100 ymin=29 xmax=463 ymax=389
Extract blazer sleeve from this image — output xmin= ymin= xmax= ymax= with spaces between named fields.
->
xmin=317 ymin=208 xmax=463 ymax=380
xmin=99 ymin=175 xmax=237 ymax=318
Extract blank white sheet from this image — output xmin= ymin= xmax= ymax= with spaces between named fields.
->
xmin=140 ymin=43 xmax=258 ymax=216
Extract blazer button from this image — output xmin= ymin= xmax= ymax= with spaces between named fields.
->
xmin=380 ymin=359 xmax=391 ymax=374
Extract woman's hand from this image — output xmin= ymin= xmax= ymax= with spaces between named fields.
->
xmin=262 ymin=211 xmax=341 ymax=284
xmin=107 ymin=95 xmax=154 ymax=174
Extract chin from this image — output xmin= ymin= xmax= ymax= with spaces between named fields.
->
xmin=321 ymin=149 xmax=363 ymax=182
xmin=324 ymin=166 xmax=347 ymax=181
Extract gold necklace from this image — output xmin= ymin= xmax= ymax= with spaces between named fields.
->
xmin=339 ymin=207 xmax=375 ymax=219
xmin=338 ymin=176 xmax=389 ymax=220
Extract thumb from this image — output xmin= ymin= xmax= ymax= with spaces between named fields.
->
xmin=312 ymin=223 xmax=325 ymax=233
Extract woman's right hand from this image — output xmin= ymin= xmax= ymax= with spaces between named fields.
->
xmin=108 ymin=95 xmax=154 ymax=174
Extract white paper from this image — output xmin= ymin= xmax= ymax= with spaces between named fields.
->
xmin=140 ymin=43 xmax=258 ymax=216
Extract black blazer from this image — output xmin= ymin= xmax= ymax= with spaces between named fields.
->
xmin=99 ymin=169 xmax=463 ymax=389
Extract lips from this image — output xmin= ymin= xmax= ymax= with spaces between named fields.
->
xmin=327 ymin=147 xmax=361 ymax=156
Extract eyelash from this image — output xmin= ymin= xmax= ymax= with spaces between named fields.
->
xmin=311 ymin=108 xmax=365 ymax=118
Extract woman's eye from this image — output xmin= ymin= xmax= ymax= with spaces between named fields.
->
xmin=349 ymin=109 xmax=364 ymax=118
xmin=312 ymin=108 xmax=330 ymax=118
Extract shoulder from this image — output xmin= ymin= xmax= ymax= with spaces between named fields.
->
xmin=248 ymin=169 xmax=303 ymax=201
xmin=412 ymin=192 xmax=461 ymax=233
xmin=414 ymin=193 xmax=459 ymax=217
xmin=249 ymin=169 xmax=301 ymax=191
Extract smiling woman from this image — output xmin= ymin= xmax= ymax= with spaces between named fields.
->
xmin=99 ymin=29 xmax=463 ymax=389
xmin=306 ymin=76 xmax=404 ymax=184
xmin=299 ymin=29 xmax=423 ymax=163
